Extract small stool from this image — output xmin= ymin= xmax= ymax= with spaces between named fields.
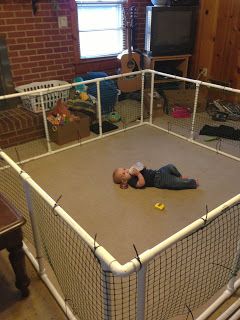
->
xmin=0 ymin=194 xmax=30 ymax=297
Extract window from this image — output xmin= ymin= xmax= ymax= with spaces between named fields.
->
xmin=75 ymin=1 xmax=126 ymax=59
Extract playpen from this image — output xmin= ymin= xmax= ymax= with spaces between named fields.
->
xmin=0 ymin=69 xmax=240 ymax=320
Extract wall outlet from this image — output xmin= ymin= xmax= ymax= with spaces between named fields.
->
xmin=202 ymin=67 xmax=208 ymax=77
xmin=58 ymin=16 xmax=68 ymax=29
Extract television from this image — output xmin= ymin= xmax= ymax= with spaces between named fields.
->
xmin=144 ymin=6 xmax=198 ymax=56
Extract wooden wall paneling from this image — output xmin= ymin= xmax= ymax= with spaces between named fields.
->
xmin=228 ymin=1 xmax=240 ymax=89
xmin=211 ymin=0 xmax=236 ymax=84
xmin=191 ymin=0 xmax=220 ymax=80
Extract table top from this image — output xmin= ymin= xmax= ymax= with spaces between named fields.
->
xmin=0 ymin=194 xmax=26 ymax=235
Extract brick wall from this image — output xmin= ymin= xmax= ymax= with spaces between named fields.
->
xmin=131 ymin=0 xmax=150 ymax=50
xmin=0 ymin=0 xmax=76 ymax=87
xmin=0 ymin=107 xmax=45 ymax=148
xmin=0 ymin=0 xmax=150 ymax=87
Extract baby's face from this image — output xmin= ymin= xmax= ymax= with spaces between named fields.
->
xmin=117 ymin=168 xmax=131 ymax=182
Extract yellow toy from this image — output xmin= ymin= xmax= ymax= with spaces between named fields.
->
xmin=79 ymin=91 xmax=89 ymax=101
xmin=154 ymin=202 xmax=165 ymax=210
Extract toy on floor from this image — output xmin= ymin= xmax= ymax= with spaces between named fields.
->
xmin=47 ymin=99 xmax=79 ymax=126
xmin=154 ymin=202 xmax=165 ymax=210
xmin=108 ymin=111 xmax=121 ymax=123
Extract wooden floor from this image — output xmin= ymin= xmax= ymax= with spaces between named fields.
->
xmin=1 ymin=248 xmax=240 ymax=320
xmin=1 ymin=125 xmax=240 ymax=319
xmin=0 ymin=250 xmax=67 ymax=320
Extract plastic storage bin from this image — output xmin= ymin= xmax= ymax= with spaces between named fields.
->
xmin=15 ymin=80 xmax=70 ymax=113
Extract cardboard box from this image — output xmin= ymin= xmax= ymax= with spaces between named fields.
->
xmin=48 ymin=112 xmax=90 ymax=145
xmin=144 ymin=89 xmax=164 ymax=118
xmin=164 ymin=88 xmax=207 ymax=113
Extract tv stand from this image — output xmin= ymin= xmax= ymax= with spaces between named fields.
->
xmin=143 ymin=54 xmax=191 ymax=88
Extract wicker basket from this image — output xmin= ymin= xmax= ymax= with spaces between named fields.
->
xmin=16 ymin=80 xmax=70 ymax=113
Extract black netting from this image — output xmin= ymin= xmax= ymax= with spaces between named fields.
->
xmin=0 ymin=158 xmax=34 ymax=244
xmin=145 ymin=202 xmax=240 ymax=320
xmin=30 ymin=188 xmax=137 ymax=319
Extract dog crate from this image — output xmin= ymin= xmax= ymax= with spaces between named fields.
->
xmin=15 ymin=80 xmax=70 ymax=113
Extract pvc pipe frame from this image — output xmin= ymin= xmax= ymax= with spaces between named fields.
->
xmin=217 ymin=298 xmax=240 ymax=320
xmin=1 ymin=69 xmax=240 ymax=319
xmin=2 ymin=148 xmax=239 ymax=276
xmin=23 ymin=242 xmax=77 ymax=320
xmin=0 ymin=69 xmax=239 ymax=103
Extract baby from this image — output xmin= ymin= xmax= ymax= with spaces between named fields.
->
xmin=113 ymin=163 xmax=198 ymax=190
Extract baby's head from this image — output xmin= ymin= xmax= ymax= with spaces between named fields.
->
xmin=112 ymin=167 xmax=131 ymax=184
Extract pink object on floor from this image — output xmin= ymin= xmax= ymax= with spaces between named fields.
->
xmin=171 ymin=106 xmax=191 ymax=118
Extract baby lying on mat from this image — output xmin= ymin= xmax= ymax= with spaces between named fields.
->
xmin=113 ymin=162 xmax=198 ymax=190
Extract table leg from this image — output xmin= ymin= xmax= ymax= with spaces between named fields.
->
xmin=8 ymin=241 xmax=30 ymax=297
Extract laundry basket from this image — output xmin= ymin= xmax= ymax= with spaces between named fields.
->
xmin=15 ymin=80 xmax=70 ymax=113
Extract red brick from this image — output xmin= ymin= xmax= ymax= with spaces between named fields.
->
xmin=9 ymin=44 xmax=27 ymax=51
xmin=27 ymin=43 xmax=46 ymax=50
xmin=17 ymin=24 xmax=35 ymax=31
xmin=31 ymin=66 xmax=48 ymax=73
xmin=37 ymin=48 xmax=53 ymax=55
xmin=0 ymin=25 xmax=16 ymax=32
xmin=0 ymin=12 xmax=15 ymax=18
xmin=6 ymin=18 xmax=26 ymax=25
xmin=30 ymin=55 xmax=46 ymax=62
xmin=26 ymin=30 xmax=43 ymax=37
xmin=3 ymin=117 xmax=15 ymax=132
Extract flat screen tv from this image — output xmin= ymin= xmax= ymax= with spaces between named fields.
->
xmin=144 ymin=6 xmax=198 ymax=56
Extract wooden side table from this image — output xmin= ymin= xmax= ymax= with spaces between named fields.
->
xmin=143 ymin=53 xmax=191 ymax=88
xmin=0 ymin=194 xmax=30 ymax=297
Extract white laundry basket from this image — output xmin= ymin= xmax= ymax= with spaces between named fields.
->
xmin=15 ymin=80 xmax=70 ymax=113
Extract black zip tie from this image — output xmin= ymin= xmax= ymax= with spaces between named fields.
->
xmin=216 ymin=138 xmax=222 ymax=153
xmin=185 ymin=304 xmax=194 ymax=320
xmin=93 ymin=233 xmax=100 ymax=254
xmin=133 ymin=244 xmax=142 ymax=269
xmin=64 ymin=298 xmax=76 ymax=316
xmin=201 ymin=204 xmax=209 ymax=224
xmin=52 ymin=194 xmax=62 ymax=215
xmin=15 ymin=147 xmax=23 ymax=167
xmin=77 ymin=130 xmax=81 ymax=144
xmin=121 ymin=120 xmax=126 ymax=130
xmin=211 ymin=262 xmax=235 ymax=274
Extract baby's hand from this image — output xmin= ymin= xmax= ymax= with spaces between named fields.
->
xmin=130 ymin=168 xmax=139 ymax=176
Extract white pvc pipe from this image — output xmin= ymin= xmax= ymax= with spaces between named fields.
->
xmin=140 ymin=73 xmax=145 ymax=124
xmin=1 ymin=122 xmax=144 ymax=167
xmin=217 ymin=298 xmax=240 ymax=320
xmin=22 ymin=177 xmax=45 ymax=275
xmin=190 ymin=83 xmax=200 ymax=140
xmin=23 ymin=242 xmax=77 ymax=320
xmin=136 ymin=264 xmax=147 ymax=320
xmin=138 ymin=193 xmax=240 ymax=265
xmin=1 ymin=148 xmax=240 ymax=276
xmin=150 ymin=123 xmax=240 ymax=163
xmin=196 ymin=278 xmax=240 ymax=320
xmin=40 ymin=92 xmax=52 ymax=153
xmin=228 ymin=307 xmax=240 ymax=320
xmin=1 ymin=69 xmax=239 ymax=104
xmin=148 ymin=69 xmax=240 ymax=94
xmin=149 ymin=72 xmax=155 ymax=125
xmin=96 ymin=80 xmax=103 ymax=136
